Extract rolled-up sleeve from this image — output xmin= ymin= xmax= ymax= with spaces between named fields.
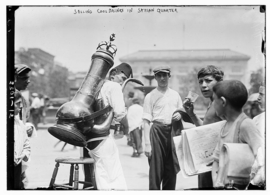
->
xmin=143 ymin=94 xmax=152 ymax=122
xmin=108 ymin=83 xmax=126 ymax=122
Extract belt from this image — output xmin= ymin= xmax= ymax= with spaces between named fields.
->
xmin=85 ymin=136 xmax=109 ymax=151
xmin=153 ymin=121 xmax=171 ymax=127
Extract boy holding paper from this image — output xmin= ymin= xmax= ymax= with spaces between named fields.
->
xmin=183 ymin=65 xmax=224 ymax=189
xmin=211 ymin=80 xmax=264 ymax=189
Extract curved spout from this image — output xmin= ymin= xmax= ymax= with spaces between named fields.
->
xmin=122 ymin=78 xmax=144 ymax=91
xmin=91 ymin=110 xmax=114 ymax=133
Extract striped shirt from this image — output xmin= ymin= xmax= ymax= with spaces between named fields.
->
xmin=14 ymin=115 xmax=31 ymax=165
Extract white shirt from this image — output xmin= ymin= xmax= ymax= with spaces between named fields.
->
xmin=98 ymin=80 xmax=126 ymax=123
xmin=253 ymin=112 xmax=265 ymax=136
xmin=40 ymin=98 xmax=45 ymax=107
xmin=253 ymin=112 xmax=265 ymax=147
xmin=14 ymin=115 xmax=31 ymax=165
xmin=127 ymin=104 xmax=143 ymax=133
xmin=143 ymin=88 xmax=183 ymax=125
xmin=31 ymin=97 xmax=41 ymax=109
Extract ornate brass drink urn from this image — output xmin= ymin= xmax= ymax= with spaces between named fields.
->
xmin=48 ymin=35 xmax=118 ymax=147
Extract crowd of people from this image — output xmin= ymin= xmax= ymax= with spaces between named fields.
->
xmin=12 ymin=62 xmax=265 ymax=190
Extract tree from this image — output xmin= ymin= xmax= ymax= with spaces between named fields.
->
xmin=47 ymin=65 xmax=70 ymax=98
xmin=249 ymin=68 xmax=265 ymax=95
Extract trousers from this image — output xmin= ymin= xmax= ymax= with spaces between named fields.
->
xmin=130 ymin=127 xmax=143 ymax=153
xmin=148 ymin=122 xmax=176 ymax=190
xmin=14 ymin=163 xmax=24 ymax=190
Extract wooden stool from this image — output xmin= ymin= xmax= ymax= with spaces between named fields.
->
xmin=49 ymin=157 xmax=95 ymax=190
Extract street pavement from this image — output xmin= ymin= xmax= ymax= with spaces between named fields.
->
xmin=25 ymin=123 xmax=198 ymax=190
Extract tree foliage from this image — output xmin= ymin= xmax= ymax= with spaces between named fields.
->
xmin=47 ymin=66 xmax=70 ymax=98
xmin=249 ymin=68 xmax=265 ymax=95
xmin=27 ymin=65 xmax=70 ymax=98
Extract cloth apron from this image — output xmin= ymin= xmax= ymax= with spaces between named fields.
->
xmin=86 ymin=135 xmax=127 ymax=190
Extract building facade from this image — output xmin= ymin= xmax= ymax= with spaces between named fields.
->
xmin=119 ymin=49 xmax=250 ymax=93
xmin=15 ymin=47 xmax=70 ymax=98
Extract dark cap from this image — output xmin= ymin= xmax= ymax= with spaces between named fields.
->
xmin=15 ymin=64 xmax=31 ymax=76
xmin=153 ymin=65 xmax=171 ymax=74
xmin=112 ymin=63 xmax=133 ymax=78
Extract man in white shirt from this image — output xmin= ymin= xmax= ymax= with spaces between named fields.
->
xmin=143 ymin=65 xmax=183 ymax=190
xmin=82 ymin=63 xmax=132 ymax=190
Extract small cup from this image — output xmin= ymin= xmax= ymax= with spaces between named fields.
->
xmin=186 ymin=91 xmax=199 ymax=103
xmin=183 ymin=91 xmax=199 ymax=105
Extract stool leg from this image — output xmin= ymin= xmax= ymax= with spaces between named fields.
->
xmin=90 ymin=163 xmax=97 ymax=189
xmin=61 ymin=142 xmax=67 ymax=151
xmin=74 ymin=164 xmax=79 ymax=190
xmin=69 ymin=164 xmax=74 ymax=187
xmin=49 ymin=162 xmax=59 ymax=188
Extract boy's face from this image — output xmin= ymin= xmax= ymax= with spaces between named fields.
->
xmin=213 ymin=92 xmax=224 ymax=118
xmin=155 ymin=72 xmax=170 ymax=88
xmin=15 ymin=98 xmax=23 ymax=116
xmin=111 ymin=72 xmax=127 ymax=86
xmin=198 ymin=75 xmax=218 ymax=99
xmin=257 ymin=87 xmax=265 ymax=111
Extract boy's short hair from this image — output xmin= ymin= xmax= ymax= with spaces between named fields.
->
xmin=213 ymin=80 xmax=248 ymax=111
xmin=197 ymin=65 xmax=224 ymax=81
xmin=15 ymin=89 xmax=22 ymax=101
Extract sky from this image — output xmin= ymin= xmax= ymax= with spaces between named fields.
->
xmin=14 ymin=5 xmax=265 ymax=75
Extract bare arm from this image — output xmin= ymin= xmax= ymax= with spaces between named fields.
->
xmin=120 ymin=115 xmax=129 ymax=135
xmin=143 ymin=119 xmax=151 ymax=158
xmin=211 ymin=160 xmax=219 ymax=187
xmin=189 ymin=114 xmax=203 ymax=126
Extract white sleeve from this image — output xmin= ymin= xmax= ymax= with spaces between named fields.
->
xmin=108 ymin=83 xmax=126 ymax=122
xmin=142 ymin=94 xmax=152 ymax=122
xmin=176 ymin=91 xmax=183 ymax=110
xmin=31 ymin=98 xmax=40 ymax=108
xmin=22 ymin=135 xmax=31 ymax=161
